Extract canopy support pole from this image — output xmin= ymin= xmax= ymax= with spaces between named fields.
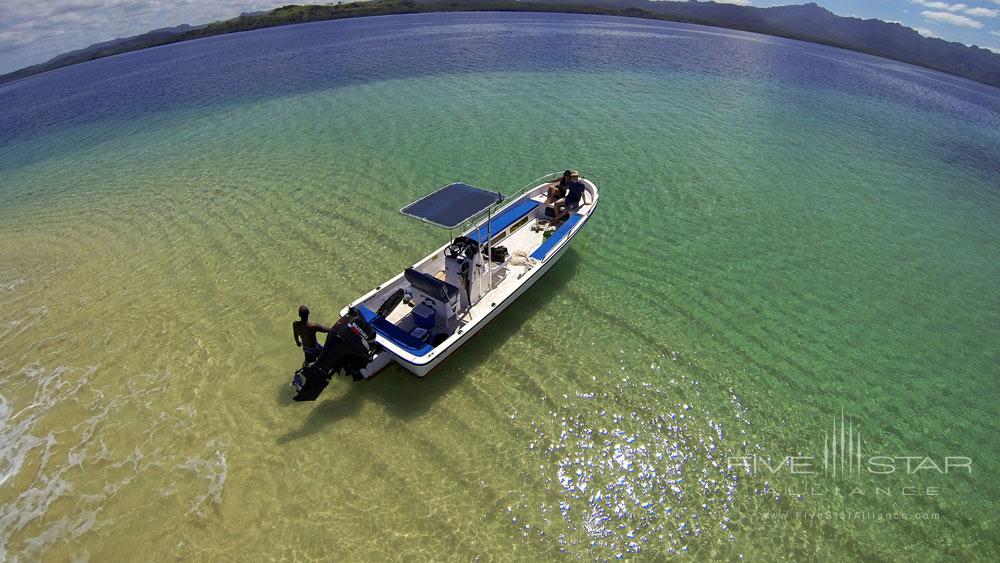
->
xmin=486 ymin=204 xmax=493 ymax=293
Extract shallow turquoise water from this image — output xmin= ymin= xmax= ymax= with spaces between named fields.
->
xmin=1 ymin=13 xmax=998 ymax=561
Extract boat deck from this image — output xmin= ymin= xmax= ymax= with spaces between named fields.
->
xmin=375 ymin=215 xmax=550 ymax=329
xmin=354 ymin=179 xmax=596 ymax=366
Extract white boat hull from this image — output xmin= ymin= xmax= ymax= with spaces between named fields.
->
xmin=346 ymin=175 xmax=600 ymax=379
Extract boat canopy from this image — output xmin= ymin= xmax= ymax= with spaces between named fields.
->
xmin=400 ymin=182 xmax=504 ymax=229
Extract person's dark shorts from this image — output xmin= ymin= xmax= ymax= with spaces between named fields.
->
xmin=303 ymin=343 xmax=324 ymax=364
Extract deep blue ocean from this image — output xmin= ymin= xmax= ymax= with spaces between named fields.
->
xmin=4 ymin=12 xmax=1000 ymax=145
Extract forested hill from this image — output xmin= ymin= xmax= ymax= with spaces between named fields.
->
xmin=3 ymin=0 xmax=999 ymax=88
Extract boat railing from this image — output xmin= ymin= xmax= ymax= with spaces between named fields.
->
xmin=506 ymin=169 xmax=603 ymax=205
xmin=455 ymin=170 xmax=602 ymax=235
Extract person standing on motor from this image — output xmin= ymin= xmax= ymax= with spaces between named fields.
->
xmin=292 ymin=305 xmax=330 ymax=367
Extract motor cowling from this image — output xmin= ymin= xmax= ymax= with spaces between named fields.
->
xmin=292 ymin=307 xmax=379 ymax=401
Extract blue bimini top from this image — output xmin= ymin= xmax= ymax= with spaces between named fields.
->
xmin=400 ymin=183 xmax=504 ymax=229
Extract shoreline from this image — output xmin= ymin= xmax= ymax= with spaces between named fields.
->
xmin=2 ymin=1 xmax=1000 ymax=88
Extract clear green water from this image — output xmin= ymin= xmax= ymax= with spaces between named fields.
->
xmin=2 ymin=17 xmax=1000 ymax=562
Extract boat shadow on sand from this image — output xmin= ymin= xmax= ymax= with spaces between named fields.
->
xmin=275 ymin=249 xmax=582 ymax=444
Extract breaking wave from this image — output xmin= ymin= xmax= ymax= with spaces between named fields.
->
xmin=0 ymin=365 xmax=227 ymax=561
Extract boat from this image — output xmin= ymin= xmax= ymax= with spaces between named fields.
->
xmin=291 ymin=172 xmax=600 ymax=400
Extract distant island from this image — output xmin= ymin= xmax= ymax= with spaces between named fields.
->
xmin=3 ymin=0 xmax=1000 ymax=88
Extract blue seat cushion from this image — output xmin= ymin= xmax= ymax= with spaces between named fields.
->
xmin=530 ymin=213 xmax=583 ymax=261
xmin=469 ymin=200 xmax=537 ymax=244
xmin=357 ymin=305 xmax=434 ymax=357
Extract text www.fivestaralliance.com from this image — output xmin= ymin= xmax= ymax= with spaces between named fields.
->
xmin=759 ymin=511 xmax=940 ymax=521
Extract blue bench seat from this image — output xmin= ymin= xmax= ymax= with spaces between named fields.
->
xmin=469 ymin=200 xmax=538 ymax=244
xmin=530 ymin=213 xmax=583 ymax=261
xmin=357 ymin=305 xmax=433 ymax=357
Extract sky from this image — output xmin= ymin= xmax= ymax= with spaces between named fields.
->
xmin=1 ymin=1 xmax=1000 ymax=75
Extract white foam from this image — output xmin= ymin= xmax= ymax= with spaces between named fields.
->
xmin=0 ymin=306 xmax=49 ymax=350
xmin=178 ymin=449 xmax=228 ymax=519
xmin=0 ymin=367 xmax=89 ymax=560
xmin=1 ymin=277 xmax=27 ymax=293
xmin=0 ymin=364 xmax=224 ymax=560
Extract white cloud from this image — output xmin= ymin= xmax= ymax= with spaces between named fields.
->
xmin=0 ymin=1 xmax=286 ymax=73
xmin=707 ymin=0 xmax=753 ymax=4
xmin=915 ymin=27 xmax=941 ymax=37
xmin=913 ymin=1 xmax=962 ymax=10
xmin=921 ymin=10 xmax=986 ymax=27
xmin=965 ymin=7 xmax=999 ymax=17
xmin=991 ymin=30 xmax=1000 ymax=35
xmin=910 ymin=1 xmax=966 ymax=11
xmin=910 ymin=0 xmax=998 ymax=17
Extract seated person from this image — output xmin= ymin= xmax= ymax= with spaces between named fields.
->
xmin=544 ymin=170 xmax=573 ymax=206
xmin=554 ymin=172 xmax=586 ymax=220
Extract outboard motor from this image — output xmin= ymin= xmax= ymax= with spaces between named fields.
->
xmin=291 ymin=307 xmax=379 ymax=401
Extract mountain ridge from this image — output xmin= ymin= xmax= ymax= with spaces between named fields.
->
xmin=2 ymin=0 xmax=999 ymax=87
